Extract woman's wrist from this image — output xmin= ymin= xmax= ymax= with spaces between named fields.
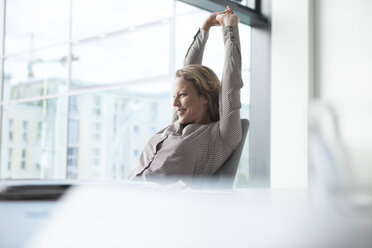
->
xmin=217 ymin=14 xmax=240 ymax=27
xmin=201 ymin=20 xmax=211 ymax=31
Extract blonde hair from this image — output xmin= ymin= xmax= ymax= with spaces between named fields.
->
xmin=176 ymin=64 xmax=220 ymax=122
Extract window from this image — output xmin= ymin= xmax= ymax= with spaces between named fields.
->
xmin=68 ymin=119 xmax=79 ymax=144
xmin=92 ymin=122 xmax=101 ymax=141
xmin=134 ymin=149 xmax=140 ymax=157
xmin=21 ymin=149 xmax=26 ymax=169
xmin=7 ymin=149 xmax=12 ymax=170
xmin=67 ymin=147 xmax=79 ymax=179
xmin=93 ymin=96 xmax=101 ymax=116
xmin=37 ymin=121 xmax=42 ymax=140
xmin=134 ymin=125 xmax=140 ymax=134
xmin=0 ymin=0 xmax=253 ymax=184
xmin=91 ymin=148 xmax=100 ymax=167
xmin=22 ymin=121 xmax=28 ymax=142
xmin=8 ymin=119 xmax=13 ymax=141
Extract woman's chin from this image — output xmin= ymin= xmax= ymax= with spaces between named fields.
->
xmin=178 ymin=117 xmax=188 ymax=124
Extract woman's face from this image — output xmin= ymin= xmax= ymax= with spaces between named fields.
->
xmin=173 ymin=77 xmax=210 ymax=125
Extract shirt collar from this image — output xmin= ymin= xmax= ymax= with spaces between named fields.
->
xmin=165 ymin=120 xmax=212 ymax=136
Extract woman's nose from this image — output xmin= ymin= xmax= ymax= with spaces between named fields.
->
xmin=173 ymin=96 xmax=180 ymax=107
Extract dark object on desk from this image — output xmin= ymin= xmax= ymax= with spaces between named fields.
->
xmin=0 ymin=184 xmax=71 ymax=201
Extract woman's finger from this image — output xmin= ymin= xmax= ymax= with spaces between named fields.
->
xmin=226 ymin=5 xmax=234 ymax=13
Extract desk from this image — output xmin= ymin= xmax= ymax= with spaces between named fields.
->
xmin=0 ymin=183 xmax=69 ymax=248
xmin=17 ymin=185 xmax=372 ymax=248
xmin=0 ymin=201 xmax=56 ymax=248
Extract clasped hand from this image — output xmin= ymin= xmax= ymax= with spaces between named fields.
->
xmin=201 ymin=5 xmax=240 ymax=31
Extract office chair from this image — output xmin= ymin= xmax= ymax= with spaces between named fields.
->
xmin=212 ymin=119 xmax=250 ymax=188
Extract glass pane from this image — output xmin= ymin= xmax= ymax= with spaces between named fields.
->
xmin=71 ymin=0 xmax=173 ymax=39
xmin=66 ymin=81 xmax=171 ymax=180
xmin=1 ymin=98 xmax=68 ymax=179
xmin=235 ymin=70 xmax=251 ymax=187
xmin=3 ymin=46 xmax=68 ymax=101
xmin=241 ymin=70 xmax=251 ymax=106
xmin=71 ymin=24 xmax=170 ymax=88
xmin=4 ymin=0 xmax=69 ymax=54
xmin=239 ymin=24 xmax=251 ymax=71
xmin=175 ymin=9 xmax=205 ymax=71
xmin=246 ymin=0 xmax=256 ymax=9
xmin=175 ymin=1 xmax=200 ymax=15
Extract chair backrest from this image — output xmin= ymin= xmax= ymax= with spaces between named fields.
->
xmin=213 ymin=119 xmax=250 ymax=188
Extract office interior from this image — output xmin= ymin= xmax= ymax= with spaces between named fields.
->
xmin=0 ymin=0 xmax=371 ymax=247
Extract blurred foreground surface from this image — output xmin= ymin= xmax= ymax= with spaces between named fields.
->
xmin=1 ymin=182 xmax=370 ymax=248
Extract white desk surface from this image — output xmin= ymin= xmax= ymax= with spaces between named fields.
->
xmin=7 ymin=184 xmax=368 ymax=248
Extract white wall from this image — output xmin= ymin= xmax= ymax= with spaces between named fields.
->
xmin=315 ymin=0 xmax=372 ymax=185
xmin=271 ymin=0 xmax=372 ymax=188
xmin=271 ymin=0 xmax=310 ymax=188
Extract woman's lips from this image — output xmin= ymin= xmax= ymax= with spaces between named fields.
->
xmin=177 ymin=109 xmax=186 ymax=116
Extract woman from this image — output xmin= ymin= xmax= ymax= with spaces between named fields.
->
xmin=127 ymin=6 xmax=243 ymax=184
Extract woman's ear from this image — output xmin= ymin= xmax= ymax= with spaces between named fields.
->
xmin=202 ymin=95 xmax=208 ymax=105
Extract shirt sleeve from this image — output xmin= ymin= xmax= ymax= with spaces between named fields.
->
xmin=183 ymin=28 xmax=209 ymax=67
xmin=219 ymin=25 xmax=243 ymax=149
xmin=172 ymin=28 xmax=210 ymax=123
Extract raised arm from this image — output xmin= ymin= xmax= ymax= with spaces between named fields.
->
xmin=173 ymin=9 xmax=230 ymax=123
xmin=183 ymin=10 xmax=230 ymax=66
xmin=173 ymin=28 xmax=209 ymax=123
xmin=183 ymin=29 xmax=208 ymax=67
xmin=217 ymin=10 xmax=243 ymax=149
